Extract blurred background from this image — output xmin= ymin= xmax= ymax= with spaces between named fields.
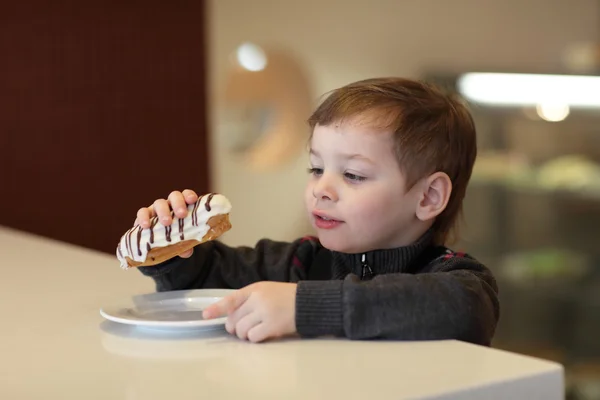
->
xmin=2 ymin=0 xmax=600 ymax=398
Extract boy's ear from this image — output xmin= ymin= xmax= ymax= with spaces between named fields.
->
xmin=415 ymin=172 xmax=452 ymax=222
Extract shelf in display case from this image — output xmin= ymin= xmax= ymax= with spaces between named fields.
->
xmin=470 ymin=178 xmax=600 ymax=203
xmin=470 ymin=153 xmax=600 ymax=202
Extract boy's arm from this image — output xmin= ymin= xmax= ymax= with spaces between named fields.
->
xmin=295 ymin=255 xmax=499 ymax=346
xmin=138 ymin=238 xmax=318 ymax=292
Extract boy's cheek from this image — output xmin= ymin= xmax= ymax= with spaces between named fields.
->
xmin=304 ymin=186 xmax=318 ymax=211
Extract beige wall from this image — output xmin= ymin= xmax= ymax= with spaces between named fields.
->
xmin=208 ymin=0 xmax=599 ymax=247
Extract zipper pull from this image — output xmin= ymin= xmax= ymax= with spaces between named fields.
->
xmin=361 ymin=254 xmax=374 ymax=280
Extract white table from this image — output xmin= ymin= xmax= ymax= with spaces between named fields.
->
xmin=0 ymin=226 xmax=564 ymax=400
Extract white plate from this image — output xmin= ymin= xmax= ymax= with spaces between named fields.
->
xmin=100 ymin=289 xmax=236 ymax=330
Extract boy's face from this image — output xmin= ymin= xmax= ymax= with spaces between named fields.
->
xmin=305 ymin=121 xmax=421 ymax=253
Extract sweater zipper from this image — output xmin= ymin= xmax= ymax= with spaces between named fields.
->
xmin=360 ymin=254 xmax=374 ymax=280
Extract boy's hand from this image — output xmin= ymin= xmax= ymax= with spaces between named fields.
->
xmin=203 ymin=282 xmax=297 ymax=343
xmin=133 ymin=189 xmax=199 ymax=258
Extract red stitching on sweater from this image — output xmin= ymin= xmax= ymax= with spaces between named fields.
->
xmin=442 ymin=251 xmax=467 ymax=260
xmin=292 ymin=256 xmax=305 ymax=269
xmin=300 ymin=235 xmax=317 ymax=243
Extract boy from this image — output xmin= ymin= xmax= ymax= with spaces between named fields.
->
xmin=133 ymin=77 xmax=499 ymax=345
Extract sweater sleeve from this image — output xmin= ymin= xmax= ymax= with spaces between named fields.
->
xmin=295 ymin=255 xmax=499 ymax=346
xmin=137 ymin=237 xmax=319 ymax=292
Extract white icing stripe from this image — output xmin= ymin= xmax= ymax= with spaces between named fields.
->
xmin=116 ymin=193 xmax=231 ymax=269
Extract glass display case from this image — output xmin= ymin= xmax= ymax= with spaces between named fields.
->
xmin=428 ymin=73 xmax=600 ymax=399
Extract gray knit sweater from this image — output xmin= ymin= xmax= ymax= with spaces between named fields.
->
xmin=139 ymin=231 xmax=499 ymax=346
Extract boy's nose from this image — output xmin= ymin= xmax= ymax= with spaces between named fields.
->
xmin=312 ymin=174 xmax=338 ymax=202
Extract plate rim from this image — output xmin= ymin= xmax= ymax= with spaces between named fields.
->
xmin=100 ymin=288 xmax=235 ymax=328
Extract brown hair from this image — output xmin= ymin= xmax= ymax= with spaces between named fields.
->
xmin=307 ymin=77 xmax=477 ymax=245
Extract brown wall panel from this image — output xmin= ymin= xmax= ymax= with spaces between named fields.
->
xmin=0 ymin=1 xmax=210 ymax=254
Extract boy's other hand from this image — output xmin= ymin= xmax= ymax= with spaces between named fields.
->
xmin=203 ymin=282 xmax=297 ymax=343
xmin=132 ymin=189 xmax=199 ymax=258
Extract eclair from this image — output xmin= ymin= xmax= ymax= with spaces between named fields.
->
xmin=116 ymin=193 xmax=232 ymax=269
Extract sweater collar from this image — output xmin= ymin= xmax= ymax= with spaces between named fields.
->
xmin=331 ymin=229 xmax=434 ymax=278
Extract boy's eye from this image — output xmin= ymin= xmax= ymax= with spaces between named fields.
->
xmin=307 ymin=168 xmax=366 ymax=182
xmin=344 ymin=172 xmax=366 ymax=182
xmin=307 ymin=167 xmax=323 ymax=176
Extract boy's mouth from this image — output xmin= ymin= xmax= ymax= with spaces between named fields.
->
xmin=312 ymin=212 xmax=343 ymax=229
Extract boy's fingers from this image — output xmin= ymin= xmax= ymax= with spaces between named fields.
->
xmin=224 ymin=300 xmax=253 ymax=334
xmin=203 ymin=290 xmax=249 ymax=319
xmin=136 ymin=206 xmax=154 ymax=229
xmin=168 ymin=191 xmax=188 ymax=218
xmin=182 ymin=189 xmax=199 ymax=205
xmin=226 ymin=297 xmax=253 ymax=325
xmin=247 ymin=323 xmax=270 ymax=343
xmin=233 ymin=313 xmax=262 ymax=340
xmin=179 ymin=249 xmax=193 ymax=258
xmin=153 ymin=198 xmax=173 ymax=225
xmin=136 ymin=190 xmax=194 ymax=229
